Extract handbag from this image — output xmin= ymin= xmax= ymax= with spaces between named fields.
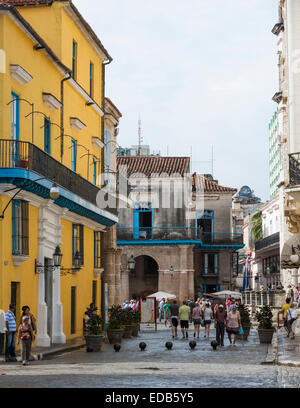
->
xmin=239 ymin=326 xmax=244 ymax=335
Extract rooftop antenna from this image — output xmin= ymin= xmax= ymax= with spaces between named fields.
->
xmin=138 ymin=116 xmax=143 ymax=156
xmin=211 ymin=145 xmax=214 ymax=178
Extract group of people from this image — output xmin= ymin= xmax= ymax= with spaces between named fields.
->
xmin=160 ymin=297 xmax=242 ymax=346
xmin=0 ymin=303 xmax=36 ymax=365
xmin=278 ymin=297 xmax=300 ymax=340
xmin=123 ymin=299 xmax=138 ymax=312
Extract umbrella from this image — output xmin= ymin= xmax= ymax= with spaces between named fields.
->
xmin=211 ymin=290 xmax=242 ymax=299
xmin=147 ymin=291 xmax=176 ymax=301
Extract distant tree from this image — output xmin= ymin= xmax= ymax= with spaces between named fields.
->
xmin=251 ymin=210 xmax=262 ymax=242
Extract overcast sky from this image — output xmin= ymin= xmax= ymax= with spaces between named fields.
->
xmin=74 ymin=0 xmax=279 ymax=202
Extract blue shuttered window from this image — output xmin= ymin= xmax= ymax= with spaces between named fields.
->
xmin=72 ymin=40 xmax=77 ymax=80
xmin=44 ymin=117 xmax=51 ymax=154
xmin=12 ymin=200 xmax=29 ymax=255
xmin=94 ymin=231 xmax=101 ymax=268
xmin=71 ymin=139 xmax=76 ymax=172
xmin=11 ymin=92 xmax=19 ymax=167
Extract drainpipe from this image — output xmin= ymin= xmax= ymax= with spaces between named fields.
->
xmin=101 ymin=57 xmax=113 ymax=326
xmin=60 ymin=73 xmax=72 ymax=162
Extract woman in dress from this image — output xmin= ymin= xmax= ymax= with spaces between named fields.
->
xmin=17 ymin=316 xmax=34 ymax=366
xmin=226 ymin=304 xmax=241 ymax=345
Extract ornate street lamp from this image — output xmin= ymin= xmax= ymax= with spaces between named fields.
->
xmin=35 ymin=245 xmax=82 ymax=275
xmin=169 ymin=265 xmax=174 ymax=277
xmin=50 ymin=183 xmax=60 ymax=200
xmin=128 ymin=255 xmax=136 ymax=271
xmin=290 ymin=246 xmax=300 ymax=264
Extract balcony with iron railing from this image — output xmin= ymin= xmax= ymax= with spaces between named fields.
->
xmin=255 ymin=232 xmax=280 ymax=252
xmin=0 ymin=139 xmax=117 ymax=217
xmin=289 ymin=152 xmax=300 ymax=186
xmin=117 ymin=227 xmax=244 ymax=247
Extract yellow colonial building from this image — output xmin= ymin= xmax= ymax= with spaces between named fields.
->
xmin=0 ymin=0 xmax=119 ymax=346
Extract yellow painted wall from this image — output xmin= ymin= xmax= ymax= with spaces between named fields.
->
xmin=0 ymin=6 xmax=107 ymax=342
xmin=60 ymin=219 xmax=101 ymax=338
xmin=0 ymin=196 xmax=39 ymax=323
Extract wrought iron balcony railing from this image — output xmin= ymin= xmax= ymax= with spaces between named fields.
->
xmin=255 ymin=232 xmax=280 ymax=252
xmin=289 ymin=153 xmax=300 ymax=186
xmin=117 ymin=227 xmax=243 ymax=245
xmin=0 ymin=139 xmax=117 ymax=216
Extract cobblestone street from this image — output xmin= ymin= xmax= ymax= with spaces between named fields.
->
xmin=0 ymin=325 xmax=299 ymax=388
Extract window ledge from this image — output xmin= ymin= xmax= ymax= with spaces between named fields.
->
xmin=94 ymin=268 xmax=104 ymax=278
xmin=12 ymin=255 xmax=29 ymax=266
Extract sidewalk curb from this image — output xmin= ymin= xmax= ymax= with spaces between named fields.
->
xmin=37 ymin=342 xmax=86 ymax=360
xmin=261 ymin=330 xmax=278 ymax=365
xmin=0 ymin=342 xmax=85 ymax=363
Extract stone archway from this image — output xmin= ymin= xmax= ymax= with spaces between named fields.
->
xmin=129 ymin=255 xmax=159 ymax=299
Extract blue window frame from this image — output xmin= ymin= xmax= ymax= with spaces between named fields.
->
xmin=72 ymin=224 xmax=84 ymax=266
xmin=12 ymin=200 xmax=29 ymax=255
xmin=11 ymin=92 xmax=19 ymax=167
xmin=89 ymin=62 xmax=94 ymax=98
xmin=133 ymin=202 xmax=153 ymax=240
xmin=72 ymin=40 xmax=77 ymax=80
xmin=71 ymin=139 xmax=76 ymax=171
xmin=195 ymin=209 xmax=214 ymax=242
xmin=44 ymin=117 xmax=51 ymax=154
xmin=93 ymin=161 xmax=97 ymax=185
xmin=105 ymin=130 xmax=110 ymax=186
xmin=203 ymin=253 xmax=219 ymax=275
xmin=94 ymin=231 xmax=101 ymax=268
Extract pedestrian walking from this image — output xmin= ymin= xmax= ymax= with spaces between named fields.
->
xmin=278 ymin=298 xmax=291 ymax=337
xmin=20 ymin=306 xmax=37 ymax=335
xmin=17 ymin=316 xmax=34 ymax=366
xmin=179 ymin=301 xmax=191 ymax=339
xmin=228 ymin=299 xmax=236 ymax=312
xmin=4 ymin=304 xmax=17 ymax=362
xmin=192 ymin=302 xmax=202 ymax=339
xmin=169 ymin=300 xmax=179 ymax=339
xmin=203 ymin=302 xmax=213 ymax=339
xmin=215 ymin=304 xmax=227 ymax=346
xmin=287 ymin=302 xmax=298 ymax=340
xmin=0 ymin=308 xmax=5 ymax=356
xmin=159 ymin=298 xmax=165 ymax=322
xmin=226 ymin=304 xmax=241 ymax=345
xmin=226 ymin=297 xmax=232 ymax=312
xmin=296 ymin=287 xmax=300 ymax=306
xmin=163 ymin=299 xmax=171 ymax=327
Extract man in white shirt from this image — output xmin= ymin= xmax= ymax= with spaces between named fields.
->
xmin=0 ymin=309 xmax=5 ymax=356
xmin=159 ymin=298 xmax=165 ymax=322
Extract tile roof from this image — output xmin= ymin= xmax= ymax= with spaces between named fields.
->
xmin=194 ymin=174 xmax=237 ymax=193
xmin=117 ymin=156 xmax=190 ymax=178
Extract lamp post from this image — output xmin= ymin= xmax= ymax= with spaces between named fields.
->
xmin=35 ymin=245 xmax=82 ymax=275
xmin=0 ymin=178 xmax=60 ymax=220
xmin=128 ymin=255 xmax=136 ymax=271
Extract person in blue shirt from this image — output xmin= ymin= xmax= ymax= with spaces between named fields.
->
xmin=5 ymin=304 xmax=17 ymax=362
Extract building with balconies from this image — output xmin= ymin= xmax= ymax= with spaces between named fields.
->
xmin=0 ymin=0 xmax=119 ymax=347
xmin=116 ymin=156 xmax=243 ymax=303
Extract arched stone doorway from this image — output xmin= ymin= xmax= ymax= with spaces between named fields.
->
xmin=129 ymin=255 xmax=159 ymax=299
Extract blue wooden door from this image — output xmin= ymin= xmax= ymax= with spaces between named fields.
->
xmin=11 ymin=92 xmax=19 ymax=167
xmin=133 ymin=209 xmax=139 ymax=239
xmin=44 ymin=118 xmax=51 ymax=154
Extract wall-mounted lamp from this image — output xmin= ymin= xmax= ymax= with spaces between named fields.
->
xmin=169 ymin=265 xmax=174 ymax=277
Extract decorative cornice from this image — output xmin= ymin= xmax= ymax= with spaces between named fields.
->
xmin=70 ymin=117 xmax=86 ymax=131
xmin=42 ymin=92 xmax=62 ymax=110
xmin=10 ymin=64 xmax=33 ymax=84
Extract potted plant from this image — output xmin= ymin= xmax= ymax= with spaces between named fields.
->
xmin=131 ymin=310 xmax=140 ymax=337
xmin=85 ymin=314 xmax=105 ymax=351
xmin=238 ymin=304 xmax=251 ymax=340
xmin=122 ymin=309 xmax=133 ymax=338
xmin=106 ymin=305 xmax=125 ymax=344
xmin=255 ymin=305 xmax=276 ymax=344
